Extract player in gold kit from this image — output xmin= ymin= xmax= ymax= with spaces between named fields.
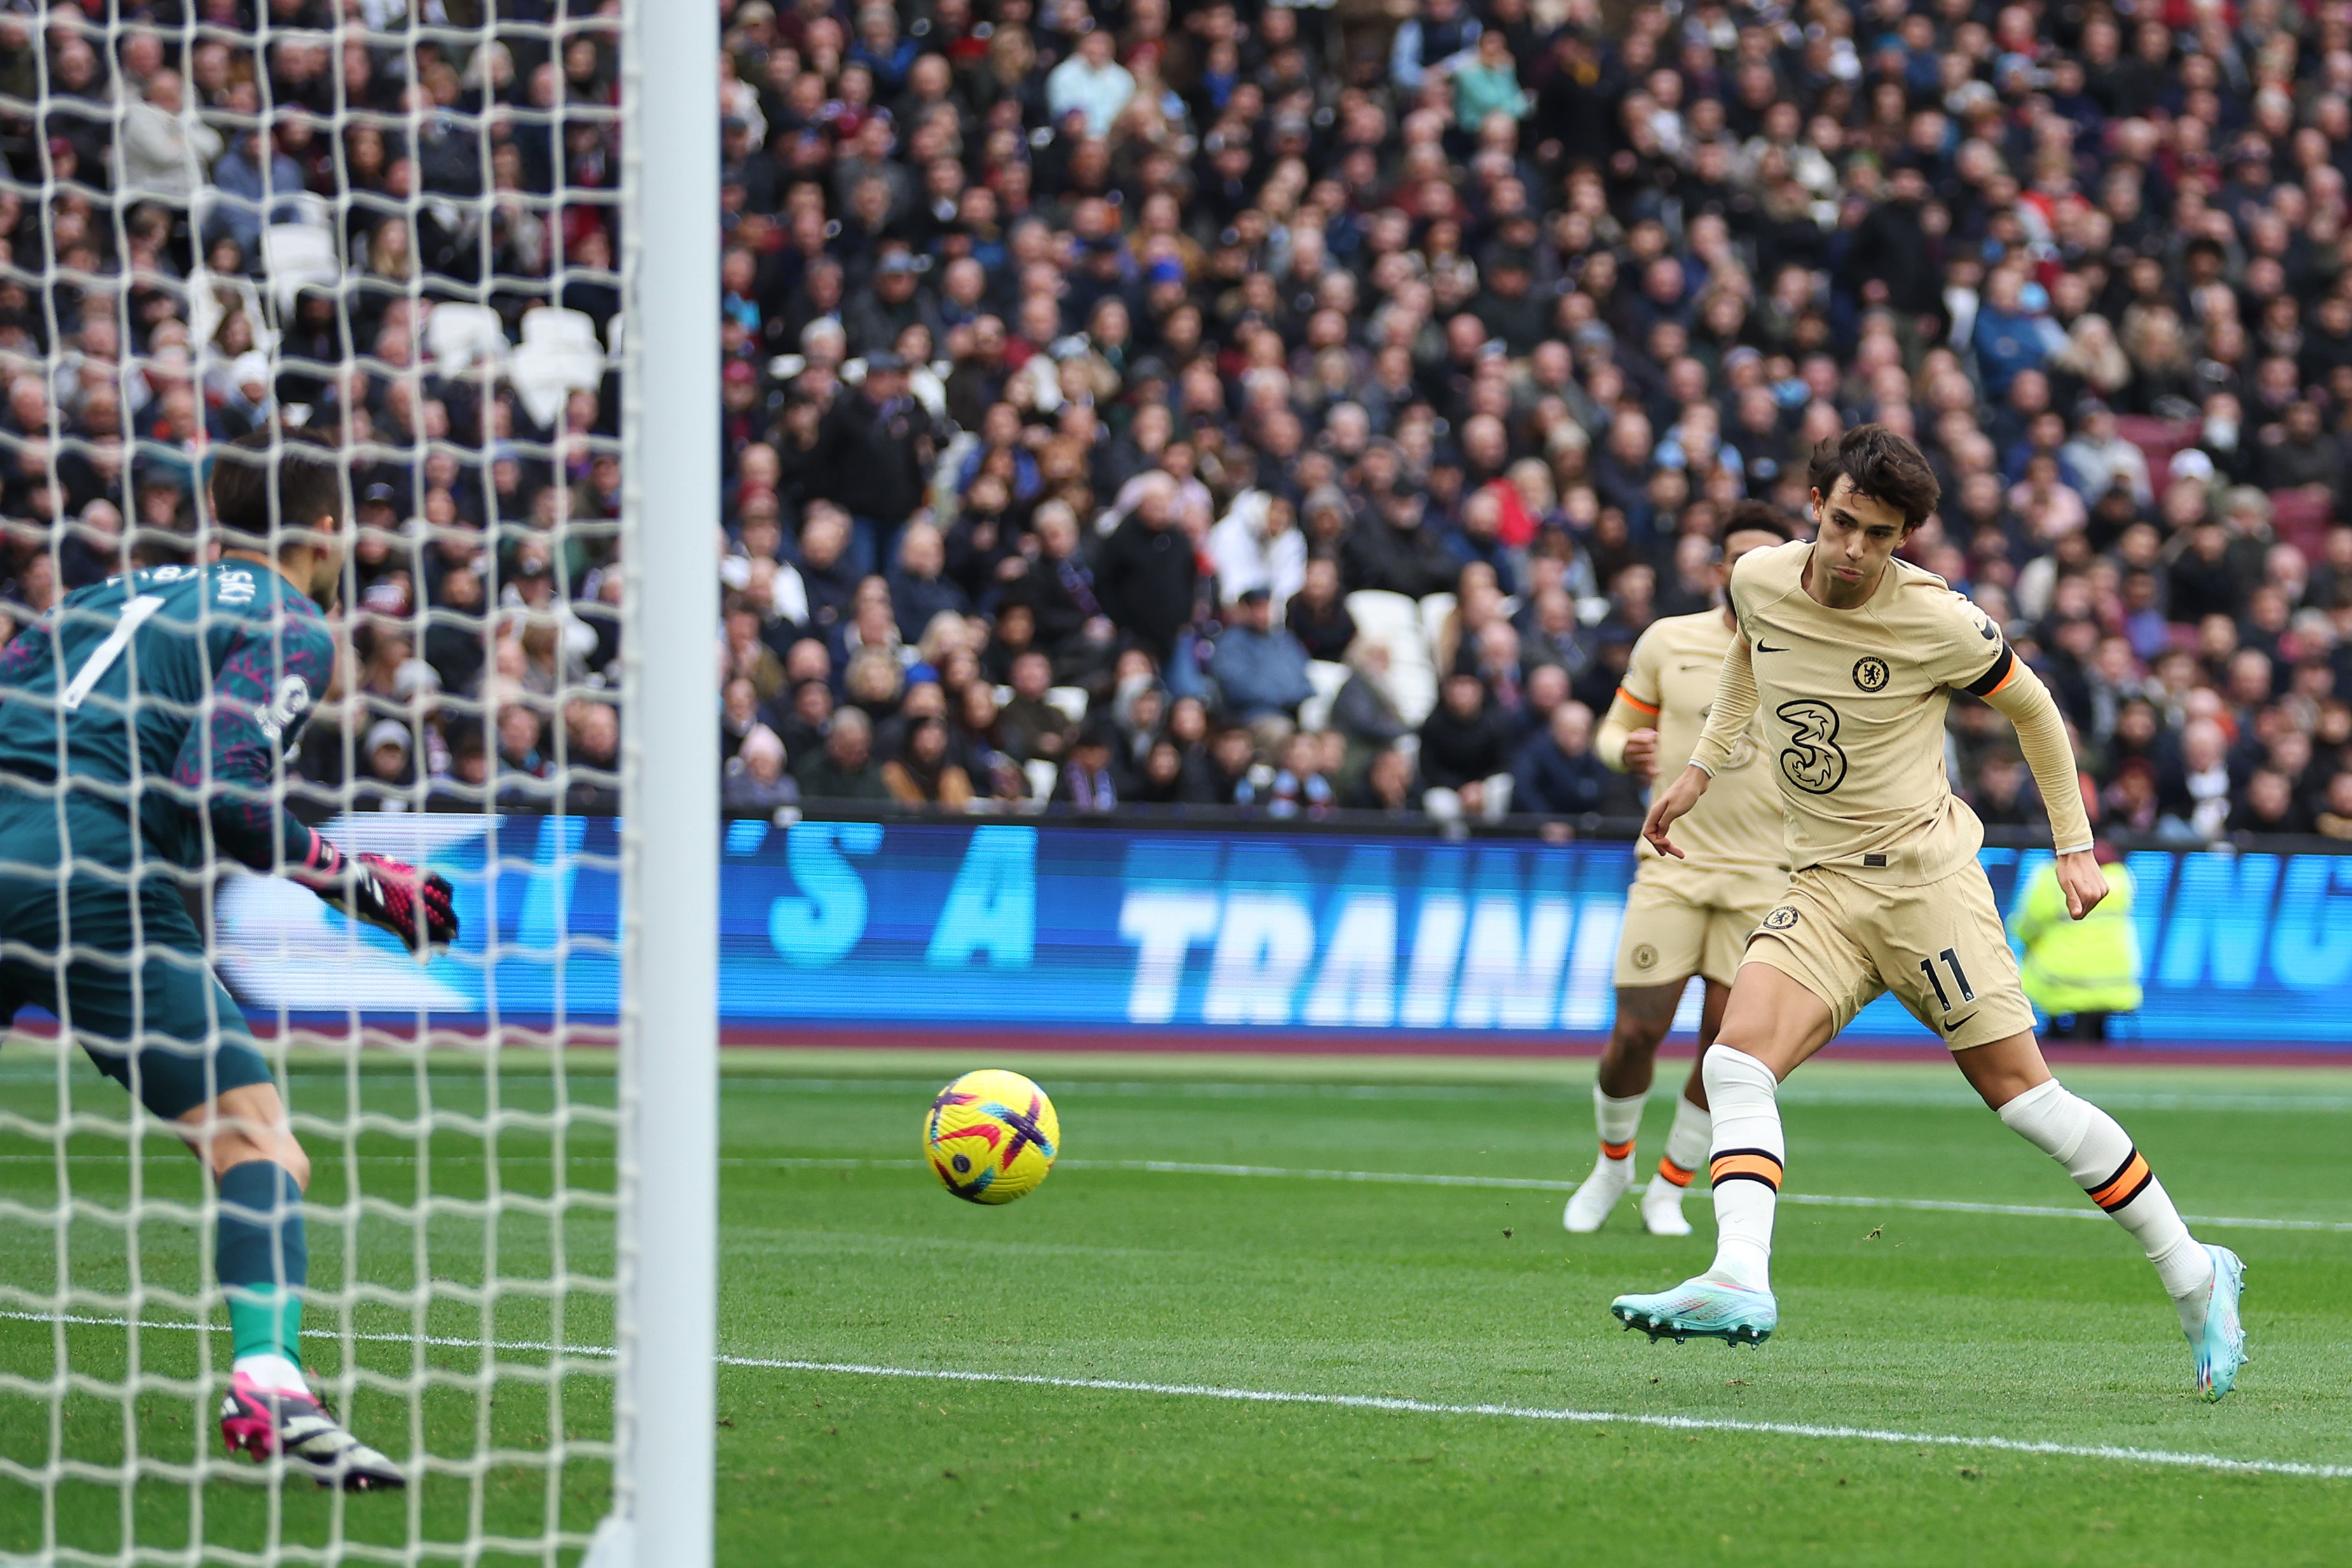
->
xmin=1565 ymin=504 xmax=1795 ymax=1237
xmin=1607 ymin=427 xmax=2246 ymax=1401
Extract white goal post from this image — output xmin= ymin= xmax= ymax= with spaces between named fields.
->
xmin=609 ymin=0 xmax=719 ymax=1562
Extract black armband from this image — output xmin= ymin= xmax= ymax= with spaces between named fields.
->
xmin=1962 ymin=644 xmax=2016 ymax=698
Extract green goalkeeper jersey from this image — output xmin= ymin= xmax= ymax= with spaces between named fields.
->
xmin=0 ymin=559 xmax=338 ymax=876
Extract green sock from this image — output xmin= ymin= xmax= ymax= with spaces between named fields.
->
xmin=228 ymin=1285 xmax=304 ymax=1364
xmin=217 ymin=1160 xmax=308 ymax=1365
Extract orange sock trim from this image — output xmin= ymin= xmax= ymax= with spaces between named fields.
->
xmin=2086 ymin=1149 xmax=2153 ymax=1212
xmin=1600 ymin=1139 xmax=1635 ymax=1162
xmin=1709 ymin=1148 xmax=1783 ymax=1191
xmin=1656 ymin=1158 xmax=1695 ymax=1188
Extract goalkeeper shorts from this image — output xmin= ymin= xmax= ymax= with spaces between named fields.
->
xmin=0 ymin=804 xmax=272 ymax=1121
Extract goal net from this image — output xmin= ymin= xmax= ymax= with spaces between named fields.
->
xmin=0 ymin=1 xmax=713 ymax=1561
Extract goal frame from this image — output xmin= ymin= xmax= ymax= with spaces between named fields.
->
xmin=606 ymin=0 xmax=720 ymax=1562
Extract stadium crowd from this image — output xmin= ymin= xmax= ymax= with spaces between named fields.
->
xmin=8 ymin=1 xmax=2352 ymax=842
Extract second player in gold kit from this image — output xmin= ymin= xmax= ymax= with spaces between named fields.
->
xmin=1605 ymin=427 xmax=2246 ymax=1402
xmin=1564 ymin=504 xmax=1792 ymax=1237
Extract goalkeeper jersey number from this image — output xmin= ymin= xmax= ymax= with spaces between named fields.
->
xmin=0 ymin=561 xmax=334 ymax=874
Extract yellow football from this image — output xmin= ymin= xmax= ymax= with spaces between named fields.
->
xmin=925 ymin=1069 xmax=1060 ymax=1204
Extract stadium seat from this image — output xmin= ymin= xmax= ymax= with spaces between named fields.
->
xmin=511 ymin=306 xmax=609 ymax=426
xmin=1298 ymin=659 xmax=1349 ymax=733
xmin=1419 ymin=592 xmax=1457 ymax=664
xmin=1344 ymin=590 xmax=1439 ymax=724
xmin=425 ymin=303 xmax=511 ymax=375
xmin=2115 ymin=415 xmax=2197 ymax=486
xmin=257 ymin=224 xmax=338 ymax=319
xmin=526 ymin=306 xmax=604 ymax=354
xmin=2269 ymin=488 xmax=2334 ymax=556
xmin=1045 ymin=687 xmax=1089 ymax=725
xmin=1023 ymin=758 xmax=1057 ymax=802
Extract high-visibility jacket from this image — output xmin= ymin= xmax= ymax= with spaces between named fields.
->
xmin=2009 ymin=861 xmax=2145 ymax=1017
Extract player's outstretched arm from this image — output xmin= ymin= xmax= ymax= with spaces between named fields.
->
xmin=172 ymin=624 xmax=457 ymax=952
xmin=1640 ymin=763 xmax=1711 ymax=859
xmin=1642 ymin=633 xmax=1756 ymax=857
xmin=1978 ymin=653 xmax=2105 ymax=919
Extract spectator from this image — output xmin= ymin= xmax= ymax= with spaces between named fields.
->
xmin=812 ymin=352 xmax=943 ymax=578
xmin=1347 ymin=746 xmax=1419 ymax=816
xmin=883 ymin=715 xmax=974 ymax=808
xmin=2058 ymin=400 xmax=2152 ymax=511
xmin=1208 ymin=492 xmax=1307 ymax=614
xmin=1052 ymin=724 xmax=1122 ymax=813
xmin=1418 ymin=673 xmax=1513 ymax=824
xmin=795 ymin=708 xmax=891 ymax=802
xmin=1209 ymin=588 xmax=1314 ymax=748
xmin=1511 ymin=700 xmax=1611 ymax=818
xmin=1285 ymin=558 xmax=1358 ymax=663
xmin=995 ymin=650 xmax=1073 ymax=764
xmin=2157 ymin=719 xmax=2234 ymax=842
xmin=351 ymin=720 xmax=416 ymax=813
xmin=1043 ymin=27 xmax=1134 ymax=139
xmin=886 ymin=521 xmax=969 ymax=643
xmin=724 ymin=725 xmax=802 ymax=815
xmin=1342 ymin=491 xmax=1459 ymax=600
xmin=1094 ymin=474 xmax=1197 ymax=666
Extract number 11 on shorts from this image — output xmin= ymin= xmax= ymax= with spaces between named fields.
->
xmin=1918 ymin=947 xmax=1975 ymax=1010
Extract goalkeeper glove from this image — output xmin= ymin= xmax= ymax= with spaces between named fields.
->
xmin=299 ymin=841 xmax=458 ymax=954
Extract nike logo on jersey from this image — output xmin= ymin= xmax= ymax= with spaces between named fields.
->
xmin=1977 ymin=621 xmax=1998 ymax=640
xmin=1756 ymin=640 xmax=1788 ymax=653
xmin=1675 ymin=661 xmax=1714 ymax=672
xmin=1944 ymin=1012 xmax=1979 ymax=1033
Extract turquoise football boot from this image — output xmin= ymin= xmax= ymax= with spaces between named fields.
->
xmin=2191 ymin=1245 xmax=2247 ymax=1401
xmin=1609 ymin=1273 xmax=1777 ymax=1345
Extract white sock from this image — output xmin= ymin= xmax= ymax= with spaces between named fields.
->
xmin=1651 ymin=1092 xmax=1711 ymax=1194
xmin=233 ymin=1351 xmax=308 ymax=1394
xmin=1703 ymin=1047 xmax=1783 ymax=1293
xmin=1593 ymin=1084 xmax=1645 ymax=1166
xmin=1997 ymin=1078 xmax=2215 ymax=1332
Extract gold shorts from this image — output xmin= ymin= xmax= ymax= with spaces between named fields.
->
xmin=1614 ymin=859 xmax=1786 ymax=989
xmin=1740 ymin=860 xmax=2035 ymax=1051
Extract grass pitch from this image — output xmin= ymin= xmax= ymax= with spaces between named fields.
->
xmin=1 ymin=1045 xmax=2349 ymax=1564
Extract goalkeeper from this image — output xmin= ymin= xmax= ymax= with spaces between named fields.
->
xmin=0 ymin=430 xmax=454 ymax=1491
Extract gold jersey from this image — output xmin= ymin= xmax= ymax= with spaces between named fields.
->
xmin=1697 ymin=539 xmax=2016 ymax=885
xmin=1614 ymin=609 xmax=1785 ymax=877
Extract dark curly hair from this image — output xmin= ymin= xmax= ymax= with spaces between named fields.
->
xmin=1806 ymin=423 xmax=1941 ymax=531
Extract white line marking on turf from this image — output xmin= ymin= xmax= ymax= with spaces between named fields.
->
xmin=744 ymin=1156 xmax=2352 ymax=1234
xmin=3 ymin=1310 xmax=2337 ymax=1482
xmin=747 ymin=1359 xmax=2352 ymax=1481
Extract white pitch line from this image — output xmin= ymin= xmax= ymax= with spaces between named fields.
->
xmin=6 ymin=1309 xmax=2342 ymax=1482
xmin=741 ymin=1155 xmax=2352 ymax=1234
xmin=748 ymin=1358 xmax=2352 ymax=1481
